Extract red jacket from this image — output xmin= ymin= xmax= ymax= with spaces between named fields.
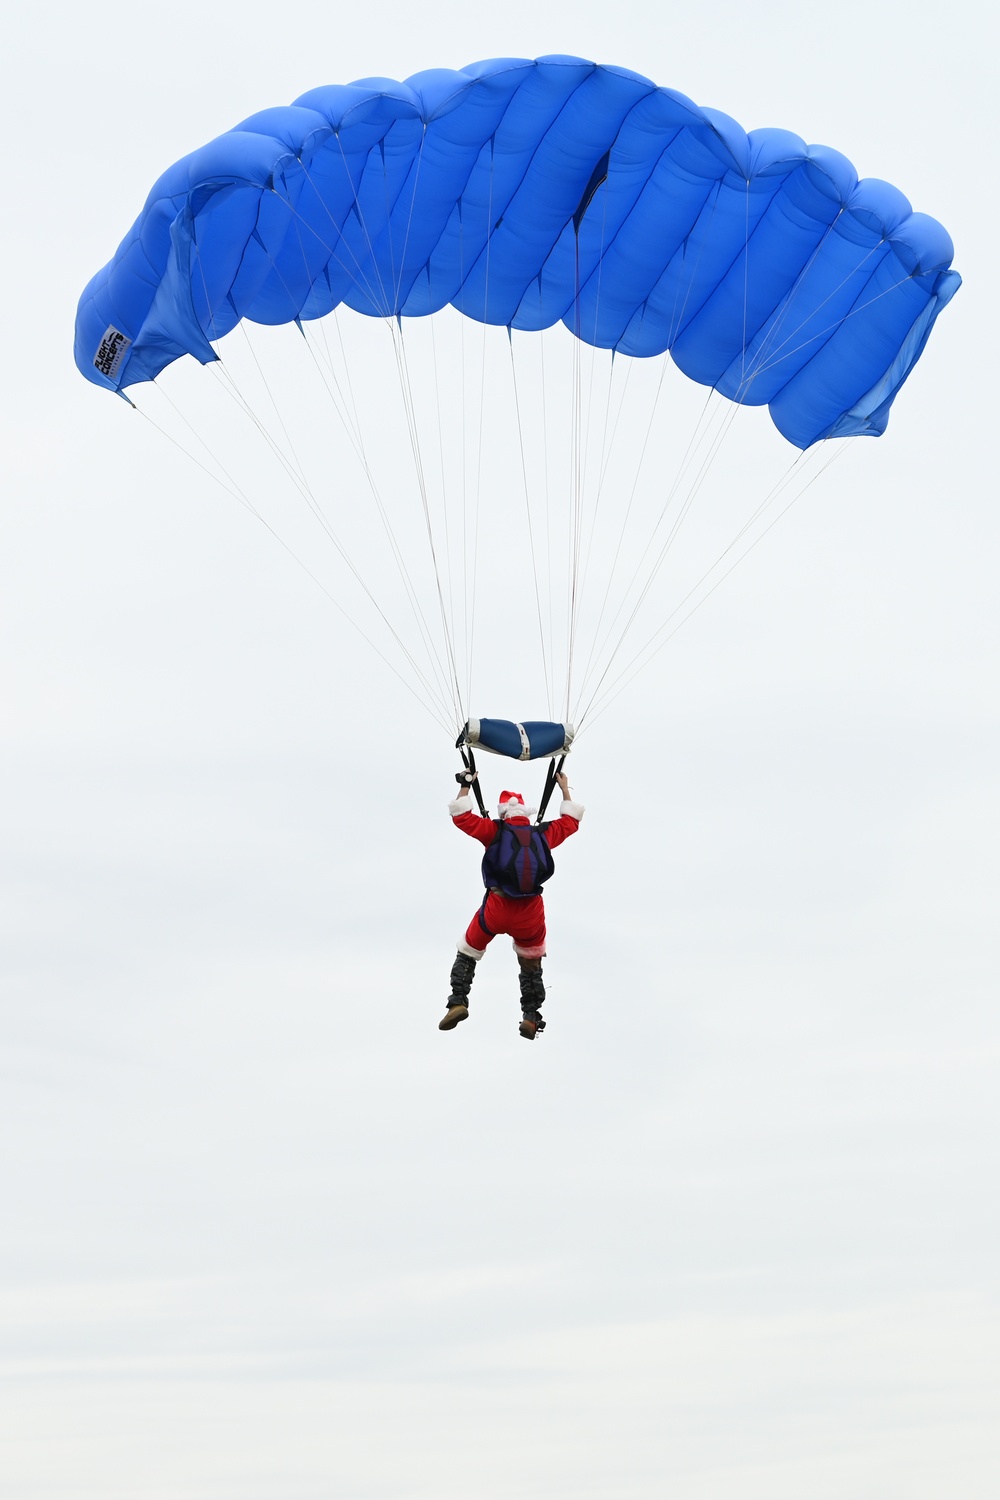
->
xmin=449 ymin=795 xmax=584 ymax=854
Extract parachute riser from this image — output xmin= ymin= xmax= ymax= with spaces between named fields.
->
xmin=455 ymin=739 xmax=488 ymax=818
xmin=535 ymin=754 xmax=566 ymax=825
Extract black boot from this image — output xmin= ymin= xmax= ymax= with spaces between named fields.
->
xmin=439 ymin=952 xmax=477 ymax=1031
xmin=518 ymin=961 xmax=546 ymax=1041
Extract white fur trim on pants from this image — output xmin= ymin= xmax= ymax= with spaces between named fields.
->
xmin=512 ymin=938 xmax=547 ymax=960
xmin=457 ymin=940 xmax=486 ymax=960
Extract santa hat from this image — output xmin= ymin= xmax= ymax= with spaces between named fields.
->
xmin=497 ymin=790 xmax=537 ymax=822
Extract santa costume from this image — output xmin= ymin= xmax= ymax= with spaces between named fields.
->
xmin=440 ymin=784 xmax=584 ymax=1040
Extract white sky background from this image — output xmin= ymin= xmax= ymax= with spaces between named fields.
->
xmin=1 ymin=2 xmax=997 ymax=1496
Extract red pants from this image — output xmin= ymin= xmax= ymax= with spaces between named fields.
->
xmin=462 ymin=892 xmax=547 ymax=960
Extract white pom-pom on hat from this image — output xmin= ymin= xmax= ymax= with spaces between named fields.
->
xmin=497 ymin=790 xmax=536 ymax=821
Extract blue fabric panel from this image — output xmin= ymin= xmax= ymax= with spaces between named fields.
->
xmin=473 ymin=719 xmax=525 ymax=758
xmin=519 ymin=722 xmax=572 ymax=758
xmin=470 ymin=718 xmax=570 ymax=759
xmin=454 ymin=64 xmax=655 ymax=326
xmin=74 ymin=57 xmax=959 ymax=446
xmin=770 ymin=246 xmax=951 ymax=445
xmin=571 ymin=98 xmax=732 ymax=349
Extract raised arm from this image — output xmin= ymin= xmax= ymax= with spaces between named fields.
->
xmin=544 ymin=769 xmax=584 ymax=847
xmin=449 ymin=770 xmax=496 ymax=845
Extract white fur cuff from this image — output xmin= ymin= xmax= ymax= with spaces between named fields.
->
xmin=513 ymin=938 xmax=547 ymax=959
xmin=448 ymin=795 xmax=472 ymax=816
xmin=561 ymin=799 xmax=585 ymax=820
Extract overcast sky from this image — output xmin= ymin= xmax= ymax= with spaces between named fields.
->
xmin=2 ymin=3 xmax=997 ymax=1498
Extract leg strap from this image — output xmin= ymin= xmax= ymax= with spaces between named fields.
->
xmin=476 ymin=892 xmax=495 ymax=936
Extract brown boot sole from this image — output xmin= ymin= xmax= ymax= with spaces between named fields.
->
xmin=439 ymin=1005 xmax=469 ymax=1031
xmin=519 ymin=1018 xmax=539 ymax=1040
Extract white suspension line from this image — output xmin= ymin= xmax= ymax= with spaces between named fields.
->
xmin=744 ymin=265 xmax=916 ymax=388
xmin=132 ymin=393 xmax=453 ymax=734
xmin=565 ymin=200 xmax=880 ymax=720
xmin=540 ymin=330 xmax=555 ymax=719
xmin=728 ymin=221 xmax=882 ymax=404
xmin=596 ymin=354 xmax=635 ymax=495
xmin=564 ymin=297 xmax=584 ymax=723
xmin=281 ymin=141 xmax=476 ymax=726
xmin=271 ymin=163 xmax=389 ymax=320
xmin=568 ymin=183 xmax=733 ymax=708
xmin=327 ymin=310 xmax=369 ymax=455
xmin=460 ymin=148 xmax=499 ymax=718
xmin=564 ymin=221 xmax=893 ymax=724
xmin=572 ymin=395 xmax=744 ymax=721
xmin=572 ymin=379 xmax=725 ymax=709
xmin=428 ymin=313 xmax=461 ymax=700
xmin=578 ymin=439 xmax=853 ymax=730
xmin=236 ymin=321 xmax=313 ymax=496
xmin=391 ymin=125 xmax=428 ymax=312
xmin=191 ymin=218 xmax=458 ymax=723
xmin=379 ymin=145 xmax=473 ymax=721
xmin=455 ymin=222 xmax=474 ymax=714
xmin=508 ymin=332 xmax=554 ymax=717
xmin=571 ymin=353 xmax=675 ymax=704
xmin=387 ymin=317 xmax=466 ymax=728
xmin=580 ymin=173 xmax=763 ymax=683
xmin=323 ymin=148 xmax=393 ymax=317
xmin=573 ymin=187 xmax=617 ymax=632
xmin=570 ymin=354 xmax=648 ymax=698
xmin=142 ymin=381 xmax=259 ymax=514
xmin=227 ymin=210 xmax=462 ymax=719
xmin=292 ymin=317 xmax=459 ymax=713
xmin=207 ymin=357 xmax=456 ymax=723
xmin=308 ymin=316 xmax=372 ymax=463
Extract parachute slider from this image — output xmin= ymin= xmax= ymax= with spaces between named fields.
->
xmin=457 ymin=718 xmax=575 ymax=762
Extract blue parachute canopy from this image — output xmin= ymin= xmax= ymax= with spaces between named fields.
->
xmin=75 ymin=56 xmax=959 ymax=448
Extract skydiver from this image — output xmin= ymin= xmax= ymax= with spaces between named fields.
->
xmin=439 ymin=770 xmax=584 ymax=1040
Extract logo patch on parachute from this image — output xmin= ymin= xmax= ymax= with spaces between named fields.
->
xmin=93 ymin=325 xmax=131 ymax=380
